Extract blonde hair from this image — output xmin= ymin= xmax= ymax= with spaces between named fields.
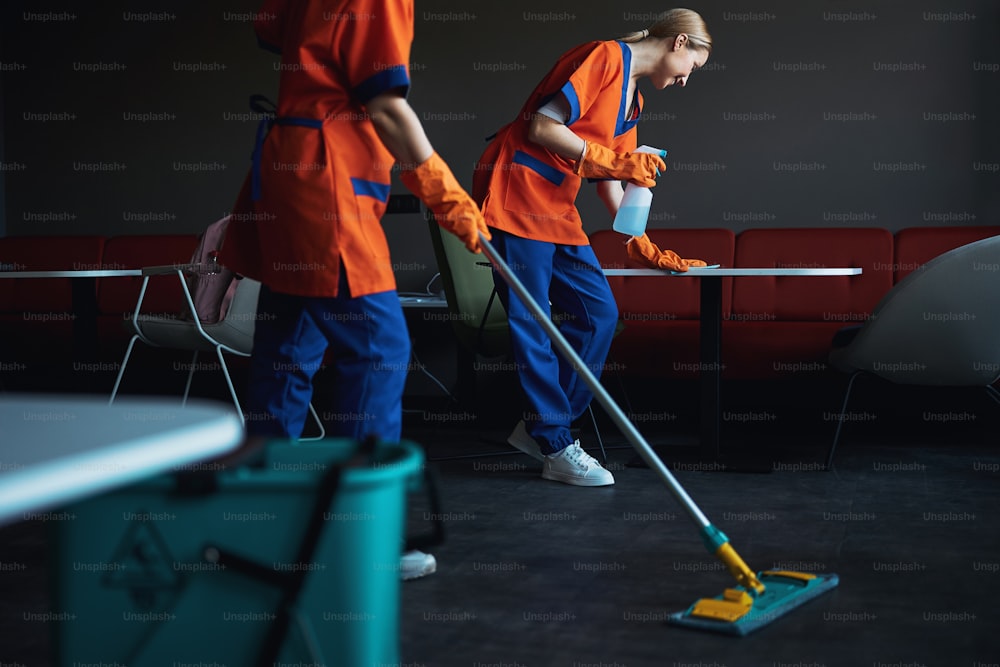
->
xmin=620 ymin=8 xmax=712 ymax=53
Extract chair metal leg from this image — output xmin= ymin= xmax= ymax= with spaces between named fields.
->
xmin=826 ymin=371 xmax=862 ymax=470
xmin=109 ymin=334 xmax=141 ymax=404
xmin=214 ymin=346 xmax=243 ymax=424
xmin=985 ymin=384 xmax=1000 ymax=407
xmin=612 ymin=371 xmax=636 ymax=418
xmin=300 ymin=402 xmax=326 ymax=441
xmin=586 ymin=403 xmax=608 ymax=465
xmin=181 ymin=350 xmax=200 ymax=407
xmin=212 ymin=344 xmax=325 ymax=441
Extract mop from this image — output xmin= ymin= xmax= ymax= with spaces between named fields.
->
xmin=477 ymin=232 xmax=838 ymax=636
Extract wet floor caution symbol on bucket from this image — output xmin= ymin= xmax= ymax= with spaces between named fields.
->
xmin=101 ymin=514 xmax=181 ymax=611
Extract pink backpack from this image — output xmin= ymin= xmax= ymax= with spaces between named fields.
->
xmin=180 ymin=215 xmax=240 ymax=324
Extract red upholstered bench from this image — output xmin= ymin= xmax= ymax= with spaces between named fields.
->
xmin=893 ymin=225 xmax=1000 ymax=282
xmin=95 ymin=234 xmax=199 ymax=358
xmin=592 ymin=227 xmax=894 ymax=380
xmin=561 ymin=226 xmax=1000 ymax=382
xmin=5 ymin=225 xmax=996 ymax=388
xmin=723 ymin=227 xmax=894 ymax=379
xmin=590 ymin=228 xmax=736 ymax=379
xmin=0 ymin=235 xmax=107 ymax=373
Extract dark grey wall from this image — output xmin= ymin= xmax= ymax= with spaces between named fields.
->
xmin=2 ymin=1 xmax=998 ymax=291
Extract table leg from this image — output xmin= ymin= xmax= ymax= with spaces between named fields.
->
xmin=699 ymin=276 xmax=722 ymax=460
xmin=71 ymin=277 xmax=99 ymax=360
xmin=697 ymin=276 xmax=771 ymax=473
xmin=627 ymin=273 xmax=768 ymax=473
xmin=628 ymin=275 xmax=724 ymax=470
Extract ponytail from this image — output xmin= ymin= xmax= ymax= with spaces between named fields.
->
xmin=620 ymin=28 xmax=650 ymax=43
xmin=619 ymin=8 xmax=712 ymax=52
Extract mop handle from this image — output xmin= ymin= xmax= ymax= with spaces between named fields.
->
xmin=477 ymin=232 xmax=712 ymax=529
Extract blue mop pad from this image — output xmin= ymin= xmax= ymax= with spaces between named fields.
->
xmin=667 ymin=571 xmax=840 ymax=636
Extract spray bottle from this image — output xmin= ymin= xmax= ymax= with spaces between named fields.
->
xmin=612 ymin=145 xmax=667 ymax=237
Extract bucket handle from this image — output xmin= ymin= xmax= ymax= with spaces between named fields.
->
xmin=404 ymin=465 xmax=446 ymax=553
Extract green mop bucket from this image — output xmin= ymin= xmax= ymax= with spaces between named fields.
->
xmin=50 ymin=438 xmax=425 ymax=667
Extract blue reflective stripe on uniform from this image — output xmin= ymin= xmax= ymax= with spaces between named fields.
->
xmin=275 ymin=117 xmax=323 ymax=130
xmin=619 ymin=103 xmax=641 ymax=135
xmin=615 ymin=41 xmax=640 ymax=136
xmin=512 ymin=150 xmax=565 ymax=187
xmin=251 ymin=115 xmax=324 ymax=201
xmin=560 ymin=81 xmax=582 ymax=126
xmin=251 ymin=117 xmax=272 ymax=202
xmin=354 ymin=65 xmax=411 ymax=104
xmin=350 ymin=178 xmax=391 ymax=202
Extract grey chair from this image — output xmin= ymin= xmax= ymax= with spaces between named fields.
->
xmin=109 ymin=266 xmax=325 ymax=440
xmin=826 ymin=235 xmax=1000 ymax=466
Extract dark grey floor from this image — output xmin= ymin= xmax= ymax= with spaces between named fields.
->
xmin=397 ymin=409 xmax=1000 ymax=667
xmin=3 ymin=371 xmax=999 ymax=665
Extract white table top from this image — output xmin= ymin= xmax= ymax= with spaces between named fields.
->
xmin=0 ymin=272 xmax=457 ymax=309
xmin=603 ymin=267 xmax=863 ymax=277
xmin=0 ymin=269 xmax=142 ymax=278
xmin=0 ymin=394 xmax=244 ymax=526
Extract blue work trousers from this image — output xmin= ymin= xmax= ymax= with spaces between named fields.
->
xmin=246 ymin=281 xmax=411 ymax=441
xmin=490 ymin=230 xmax=618 ymax=454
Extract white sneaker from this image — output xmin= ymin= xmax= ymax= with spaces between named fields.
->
xmin=542 ymin=441 xmax=615 ymax=487
xmin=400 ymin=550 xmax=437 ymax=581
xmin=506 ymin=420 xmax=545 ymax=461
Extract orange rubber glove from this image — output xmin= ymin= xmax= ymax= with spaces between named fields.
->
xmin=400 ymin=152 xmax=491 ymax=253
xmin=626 ymin=234 xmax=708 ymax=272
xmin=574 ymin=142 xmax=666 ymax=187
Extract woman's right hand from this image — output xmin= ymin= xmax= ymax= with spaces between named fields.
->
xmin=574 ymin=142 xmax=666 ymax=187
xmin=400 ymin=152 xmax=491 ymax=253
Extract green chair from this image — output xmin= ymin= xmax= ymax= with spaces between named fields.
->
xmin=426 ymin=213 xmax=510 ymax=397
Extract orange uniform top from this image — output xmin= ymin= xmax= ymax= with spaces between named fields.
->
xmin=223 ymin=0 xmax=413 ymax=298
xmin=473 ymin=40 xmax=643 ymax=246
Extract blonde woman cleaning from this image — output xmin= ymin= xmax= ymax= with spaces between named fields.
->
xmin=473 ymin=8 xmax=712 ymax=486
